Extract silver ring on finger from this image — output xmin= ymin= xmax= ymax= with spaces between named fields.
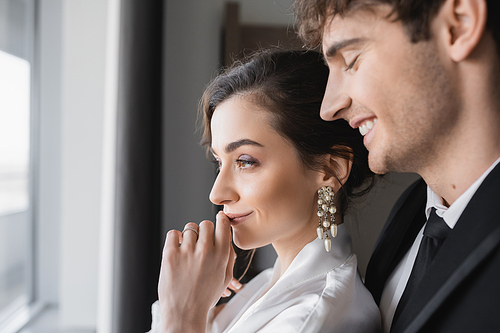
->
xmin=182 ymin=227 xmax=199 ymax=240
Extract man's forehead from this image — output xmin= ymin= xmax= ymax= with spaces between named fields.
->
xmin=321 ymin=6 xmax=392 ymax=52
xmin=321 ymin=16 xmax=367 ymax=53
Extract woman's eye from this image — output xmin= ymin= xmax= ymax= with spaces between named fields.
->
xmin=236 ymin=159 xmax=255 ymax=168
xmin=235 ymin=155 xmax=258 ymax=169
xmin=212 ymin=155 xmax=258 ymax=171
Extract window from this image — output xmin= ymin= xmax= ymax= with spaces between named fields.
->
xmin=0 ymin=0 xmax=36 ymax=327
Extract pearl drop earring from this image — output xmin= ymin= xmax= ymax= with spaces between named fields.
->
xmin=316 ymin=186 xmax=337 ymax=252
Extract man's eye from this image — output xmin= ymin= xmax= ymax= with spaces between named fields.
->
xmin=345 ymin=55 xmax=360 ymax=71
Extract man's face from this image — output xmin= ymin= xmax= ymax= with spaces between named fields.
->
xmin=320 ymin=5 xmax=459 ymax=175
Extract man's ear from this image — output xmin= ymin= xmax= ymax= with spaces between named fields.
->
xmin=318 ymin=153 xmax=353 ymax=192
xmin=435 ymin=0 xmax=487 ymax=62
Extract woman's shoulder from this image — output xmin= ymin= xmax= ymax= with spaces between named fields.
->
xmin=217 ymin=255 xmax=381 ymax=333
xmin=257 ymin=279 xmax=380 ymax=333
xmin=313 ymin=254 xmax=381 ymax=332
xmin=277 ymin=254 xmax=380 ymax=333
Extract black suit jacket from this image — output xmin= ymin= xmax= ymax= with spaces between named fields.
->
xmin=365 ymin=163 xmax=500 ymax=333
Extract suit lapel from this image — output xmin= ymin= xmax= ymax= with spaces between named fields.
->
xmin=365 ymin=179 xmax=427 ymax=304
xmin=392 ymin=163 xmax=500 ymax=332
xmin=403 ymin=224 xmax=500 ymax=333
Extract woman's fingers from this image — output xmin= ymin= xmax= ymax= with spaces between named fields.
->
xmin=222 ymin=278 xmax=243 ymax=297
xmin=225 ymin=243 xmax=236 ymax=286
xmin=228 ymin=278 xmax=243 ymax=292
xmin=181 ymin=222 xmax=199 ymax=249
xmin=158 ymin=214 xmax=236 ymax=327
xmin=215 ymin=211 xmax=232 ymax=252
xmin=221 ymin=277 xmax=243 ymax=297
xmin=199 ymin=220 xmax=215 ymax=246
xmin=214 ymin=212 xmax=236 ymax=288
xmin=221 ymin=288 xmax=232 ymax=297
xmin=165 ymin=229 xmax=181 ymax=249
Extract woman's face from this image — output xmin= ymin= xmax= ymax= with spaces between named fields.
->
xmin=209 ymin=95 xmax=324 ymax=250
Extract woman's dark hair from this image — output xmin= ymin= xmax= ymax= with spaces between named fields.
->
xmin=200 ymin=49 xmax=375 ymax=216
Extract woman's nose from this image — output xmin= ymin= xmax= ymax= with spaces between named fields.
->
xmin=209 ymin=168 xmax=238 ymax=206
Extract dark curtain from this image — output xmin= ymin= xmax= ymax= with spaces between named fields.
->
xmin=112 ymin=0 xmax=164 ymax=331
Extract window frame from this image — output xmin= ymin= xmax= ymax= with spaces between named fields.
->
xmin=0 ymin=0 xmax=43 ymax=331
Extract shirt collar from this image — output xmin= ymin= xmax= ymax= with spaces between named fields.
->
xmin=426 ymin=156 xmax=500 ymax=229
xmin=262 ymin=224 xmax=352 ymax=303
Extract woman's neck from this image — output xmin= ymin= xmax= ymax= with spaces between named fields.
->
xmin=272 ymin=214 xmax=343 ymax=277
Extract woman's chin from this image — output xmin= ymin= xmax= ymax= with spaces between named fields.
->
xmin=233 ymin=239 xmax=251 ymax=250
xmin=233 ymin=235 xmax=258 ymax=250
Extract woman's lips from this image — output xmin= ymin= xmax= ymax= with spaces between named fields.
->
xmin=225 ymin=212 xmax=253 ymax=226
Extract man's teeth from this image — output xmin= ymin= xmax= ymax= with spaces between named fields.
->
xmin=359 ymin=119 xmax=377 ymax=136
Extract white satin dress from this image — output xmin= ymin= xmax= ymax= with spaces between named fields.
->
xmin=148 ymin=224 xmax=381 ymax=333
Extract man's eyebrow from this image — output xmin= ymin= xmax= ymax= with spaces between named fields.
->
xmin=323 ymin=38 xmax=366 ymax=58
xmin=210 ymin=139 xmax=264 ymax=155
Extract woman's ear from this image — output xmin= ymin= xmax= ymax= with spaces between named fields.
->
xmin=318 ymin=153 xmax=353 ymax=193
xmin=435 ymin=0 xmax=487 ymax=62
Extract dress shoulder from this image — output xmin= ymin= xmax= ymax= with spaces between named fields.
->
xmin=228 ymin=255 xmax=380 ymax=333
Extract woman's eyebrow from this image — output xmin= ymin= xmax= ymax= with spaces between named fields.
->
xmin=225 ymin=139 xmax=263 ymax=153
xmin=210 ymin=139 xmax=264 ymax=156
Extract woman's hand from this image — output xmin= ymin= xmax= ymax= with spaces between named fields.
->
xmin=221 ymin=277 xmax=243 ymax=298
xmin=158 ymin=211 xmax=236 ymax=333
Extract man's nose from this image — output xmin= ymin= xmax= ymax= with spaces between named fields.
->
xmin=320 ymin=74 xmax=352 ymax=121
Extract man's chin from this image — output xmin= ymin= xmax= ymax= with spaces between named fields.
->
xmin=369 ymin=152 xmax=418 ymax=175
xmin=368 ymin=154 xmax=390 ymax=175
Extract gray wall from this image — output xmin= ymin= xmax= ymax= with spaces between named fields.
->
xmin=230 ymin=0 xmax=295 ymax=26
xmin=162 ymin=0 xmax=224 ymax=235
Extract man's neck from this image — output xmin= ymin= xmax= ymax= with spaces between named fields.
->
xmin=420 ymin=108 xmax=500 ymax=206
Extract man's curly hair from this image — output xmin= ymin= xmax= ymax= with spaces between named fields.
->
xmin=294 ymin=0 xmax=500 ymax=49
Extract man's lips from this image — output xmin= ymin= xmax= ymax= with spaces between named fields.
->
xmin=225 ymin=212 xmax=253 ymax=225
xmin=351 ymin=117 xmax=378 ymax=137
xmin=359 ymin=118 xmax=377 ymax=136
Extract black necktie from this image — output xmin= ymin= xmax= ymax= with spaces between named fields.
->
xmin=392 ymin=207 xmax=451 ymax=324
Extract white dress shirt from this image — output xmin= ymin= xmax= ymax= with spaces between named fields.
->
xmin=379 ymin=156 xmax=500 ymax=332
xmin=149 ymin=224 xmax=381 ymax=333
